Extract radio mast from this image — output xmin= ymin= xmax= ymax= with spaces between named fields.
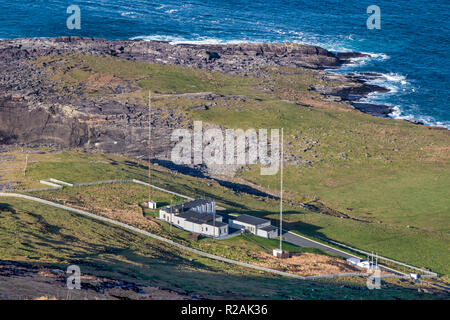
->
xmin=148 ymin=91 xmax=156 ymax=209
xmin=279 ymin=128 xmax=284 ymax=252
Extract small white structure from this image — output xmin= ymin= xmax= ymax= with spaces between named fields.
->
xmin=229 ymin=214 xmax=278 ymax=239
xmin=410 ymin=273 xmax=420 ymax=280
xmin=346 ymin=257 xmax=361 ymax=266
xmin=148 ymin=201 xmax=157 ymax=209
xmin=357 ymin=260 xmax=371 ymax=269
xmin=273 ymin=248 xmax=282 ymax=257
xmin=346 ymin=258 xmax=373 ymax=269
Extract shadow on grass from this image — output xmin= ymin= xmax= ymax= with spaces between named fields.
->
xmin=0 ymin=202 xmax=436 ymax=300
xmin=0 ymin=203 xmax=16 ymax=214
xmin=0 ymin=248 xmax=431 ymax=300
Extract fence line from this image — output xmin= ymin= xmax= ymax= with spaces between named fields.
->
xmin=325 ymin=239 xmax=437 ymax=277
xmin=1 ymin=192 xmax=382 ymax=281
xmin=6 ymin=179 xmax=437 ymax=278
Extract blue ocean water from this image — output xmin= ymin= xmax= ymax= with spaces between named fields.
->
xmin=0 ymin=1 xmax=449 ymax=128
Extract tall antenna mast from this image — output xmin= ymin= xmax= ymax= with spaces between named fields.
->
xmin=371 ymin=252 xmax=375 ymax=270
xmin=148 ymin=90 xmax=151 ymax=202
xmin=24 ymin=154 xmax=28 ymax=177
xmin=376 ymin=253 xmax=378 ymax=270
xmin=213 ymin=201 xmax=216 ymax=239
xmin=279 ymin=127 xmax=284 ymax=252
xmin=147 ymin=90 xmax=156 ymax=210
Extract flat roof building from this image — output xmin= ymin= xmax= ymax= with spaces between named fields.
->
xmin=159 ymin=199 xmax=227 ymax=237
xmin=229 ymin=214 xmax=278 ymax=239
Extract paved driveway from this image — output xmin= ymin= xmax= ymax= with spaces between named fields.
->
xmin=281 ymin=231 xmax=355 ymax=259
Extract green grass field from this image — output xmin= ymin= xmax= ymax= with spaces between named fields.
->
xmin=3 ymin=52 xmax=446 ymax=279
xmin=27 ymin=182 xmax=331 ymax=266
xmin=0 ymin=197 xmax=443 ymax=299
xmin=3 ymin=149 xmax=447 ymax=276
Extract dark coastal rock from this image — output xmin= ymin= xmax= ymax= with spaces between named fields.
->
xmin=0 ymin=38 xmax=343 ymax=73
xmin=0 ymin=95 xmax=89 ymax=147
xmin=0 ymin=37 xmax=393 ymax=174
xmin=336 ymin=84 xmax=390 ymax=101
xmin=311 ymin=82 xmax=389 ymax=102
xmin=352 ymin=103 xmax=394 ymax=117
xmin=336 ymin=52 xmax=371 ymax=65
xmin=336 ymin=52 xmax=370 ymax=59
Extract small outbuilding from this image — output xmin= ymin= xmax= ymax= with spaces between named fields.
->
xmin=229 ymin=214 xmax=278 ymax=239
xmin=147 ymin=201 xmax=157 ymax=209
xmin=273 ymin=248 xmax=290 ymax=259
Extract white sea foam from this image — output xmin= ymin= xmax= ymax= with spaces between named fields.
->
xmin=389 ymin=106 xmax=450 ymax=129
xmin=382 ymin=72 xmax=408 ymax=84
xmin=363 ymin=52 xmax=390 ymax=61
xmin=358 ymin=72 xmax=411 ymax=97
xmin=120 ymin=11 xmax=138 ymax=18
xmin=131 ymin=35 xmax=252 ymax=45
xmin=129 ymin=34 xmax=447 ymax=130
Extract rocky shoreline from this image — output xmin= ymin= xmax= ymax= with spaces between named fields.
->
xmin=0 ymin=37 xmax=404 ymax=160
xmin=0 ymin=36 xmax=389 ymax=104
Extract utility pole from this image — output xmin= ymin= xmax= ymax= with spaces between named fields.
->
xmin=213 ymin=210 xmax=216 ymax=239
xmin=24 ymin=154 xmax=28 ymax=177
xmin=148 ymin=90 xmax=152 ymax=206
xmin=170 ymin=200 xmax=172 ymax=233
xmin=376 ymin=253 xmax=378 ymax=270
xmin=279 ymin=128 xmax=284 ymax=253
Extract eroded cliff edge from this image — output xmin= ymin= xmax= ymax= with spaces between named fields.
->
xmin=0 ymin=37 xmax=389 ymax=169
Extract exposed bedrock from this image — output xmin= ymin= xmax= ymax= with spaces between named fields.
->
xmin=0 ymin=37 xmax=344 ymax=72
xmin=0 ymin=94 xmax=178 ymax=159
xmin=0 ymin=38 xmax=390 ymax=176
xmin=0 ymin=95 xmax=88 ymax=147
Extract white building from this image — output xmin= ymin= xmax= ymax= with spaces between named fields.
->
xmin=229 ymin=214 xmax=278 ymax=239
xmin=346 ymin=258 xmax=374 ymax=269
xmin=147 ymin=201 xmax=157 ymax=209
xmin=159 ymin=199 xmax=227 ymax=237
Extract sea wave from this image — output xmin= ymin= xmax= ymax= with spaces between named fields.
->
xmin=341 ymin=52 xmax=390 ymax=68
xmin=131 ymin=35 xmax=253 ymax=45
xmin=120 ymin=11 xmax=139 ymax=18
xmin=390 ymin=106 xmax=450 ymax=129
xmin=129 ymin=34 xmax=447 ymax=129
xmin=363 ymin=52 xmax=390 ymax=61
xmin=132 ymin=33 xmax=354 ymax=51
xmin=381 ymin=72 xmax=408 ymax=84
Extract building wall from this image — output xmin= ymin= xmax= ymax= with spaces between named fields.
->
xmin=257 ymin=228 xmax=278 ymax=239
xmin=159 ymin=209 xmax=170 ymax=221
xmin=229 ymin=219 xmax=270 ymax=234
xmin=159 ymin=208 xmax=226 ymax=237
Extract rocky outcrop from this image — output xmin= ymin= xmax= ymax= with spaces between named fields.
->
xmin=0 ymin=37 xmax=344 ymax=73
xmin=0 ymin=95 xmax=89 ymax=147
xmin=0 ymin=38 xmax=390 ymax=172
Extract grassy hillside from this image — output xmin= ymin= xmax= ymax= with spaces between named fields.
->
xmin=2 ymin=149 xmax=448 ymax=276
xmin=2 ymin=52 xmax=446 ymax=277
xmin=0 ymin=198 xmax=442 ymax=299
